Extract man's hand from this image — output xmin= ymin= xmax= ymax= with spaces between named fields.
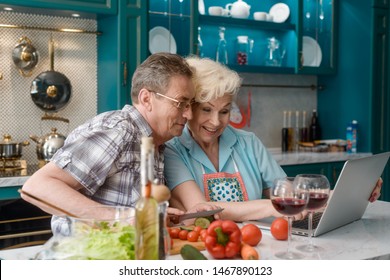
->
xmin=369 ymin=177 xmax=383 ymax=202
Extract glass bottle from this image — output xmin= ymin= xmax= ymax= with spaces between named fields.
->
xmin=196 ymin=26 xmax=204 ymax=58
xmin=264 ymin=37 xmax=285 ymax=67
xmin=216 ymin=26 xmax=228 ymax=64
xmin=135 ymin=137 xmax=159 ymax=260
xmin=309 ymin=109 xmax=321 ymax=142
xmin=236 ymin=35 xmax=253 ymax=65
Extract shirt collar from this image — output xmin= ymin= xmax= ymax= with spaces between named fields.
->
xmin=178 ymin=125 xmax=238 ymax=171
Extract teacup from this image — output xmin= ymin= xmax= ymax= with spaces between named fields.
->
xmin=266 ymin=14 xmax=274 ymax=22
xmin=253 ymin=12 xmax=267 ymax=21
xmin=209 ymin=6 xmax=223 ymax=16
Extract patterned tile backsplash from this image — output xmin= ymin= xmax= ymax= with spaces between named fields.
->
xmin=235 ymin=73 xmax=317 ymax=149
xmin=0 ymin=12 xmax=98 ymax=165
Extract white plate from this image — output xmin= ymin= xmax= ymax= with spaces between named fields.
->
xmin=269 ymin=3 xmax=290 ymax=23
xmin=149 ymin=26 xmax=177 ymax=54
xmin=302 ymin=36 xmax=322 ymax=67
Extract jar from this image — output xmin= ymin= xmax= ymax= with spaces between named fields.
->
xmin=236 ymin=35 xmax=253 ymax=65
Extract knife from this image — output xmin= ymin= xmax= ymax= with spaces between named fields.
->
xmin=168 ymin=208 xmax=224 ymax=225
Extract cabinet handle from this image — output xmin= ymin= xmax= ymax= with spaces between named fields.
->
xmin=122 ymin=61 xmax=128 ymax=87
xmin=299 ymin=51 xmax=304 ymax=70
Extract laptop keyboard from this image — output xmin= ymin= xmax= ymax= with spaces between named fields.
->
xmin=292 ymin=212 xmax=323 ymax=229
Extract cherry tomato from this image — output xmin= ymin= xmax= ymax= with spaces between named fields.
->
xmin=270 ymin=218 xmax=288 ymax=240
xmin=193 ymin=226 xmax=203 ymax=233
xmin=187 ymin=230 xmax=200 ymax=242
xmin=169 ymin=227 xmax=180 ymax=239
xmin=199 ymin=229 xmax=207 ymax=241
xmin=178 ymin=229 xmax=189 ymax=240
xmin=241 ymin=223 xmax=262 ymax=246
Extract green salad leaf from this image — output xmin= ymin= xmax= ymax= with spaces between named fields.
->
xmin=51 ymin=222 xmax=136 ymax=260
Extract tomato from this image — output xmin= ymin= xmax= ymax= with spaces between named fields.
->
xmin=169 ymin=227 xmax=180 ymax=239
xmin=199 ymin=229 xmax=207 ymax=241
xmin=241 ymin=223 xmax=262 ymax=246
xmin=187 ymin=230 xmax=200 ymax=242
xmin=270 ymin=218 xmax=288 ymax=240
xmin=193 ymin=226 xmax=203 ymax=233
xmin=178 ymin=229 xmax=189 ymax=240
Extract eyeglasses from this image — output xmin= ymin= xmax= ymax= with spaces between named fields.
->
xmin=152 ymin=91 xmax=195 ymax=110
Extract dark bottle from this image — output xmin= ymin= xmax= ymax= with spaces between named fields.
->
xmin=309 ymin=109 xmax=321 ymax=142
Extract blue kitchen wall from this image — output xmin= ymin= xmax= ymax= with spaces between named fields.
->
xmin=318 ymin=0 xmax=372 ymax=152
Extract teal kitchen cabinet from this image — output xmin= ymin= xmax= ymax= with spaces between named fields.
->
xmin=0 ymin=0 xmax=116 ymax=14
xmin=371 ymin=5 xmax=389 ymax=202
xmin=148 ymin=0 xmax=195 ymax=57
xmin=97 ymin=1 xmax=147 ymax=112
xmin=282 ymin=161 xmax=345 ymax=189
xmin=195 ymin=0 xmax=337 ymax=75
xmin=298 ymin=0 xmax=338 ymax=75
xmin=318 ymin=0 xmax=390 ymax=202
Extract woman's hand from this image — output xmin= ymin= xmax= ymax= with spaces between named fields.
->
xmin=369 ymin=177 xmax=383 ymax=202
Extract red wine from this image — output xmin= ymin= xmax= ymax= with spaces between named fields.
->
xmin=272 ymin=198 xmax=307 ymax=215
xmin=307 ymin=193 xmax=329 ymax=210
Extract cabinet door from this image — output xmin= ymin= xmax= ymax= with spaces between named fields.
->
xmin=148 ymin=0 xmax=195 ymax=57
xmin=97 ymin=0 xmax=147 ymax=112
xmin=282 ymin=163 xmax=328 ymax=177
xmin=298 ymin=0 xmax=337 ymax=75
xmin=328 ymin=161 xmax=344 ymax=188
xmin=0 ymin=0 xmax=117 ymax=14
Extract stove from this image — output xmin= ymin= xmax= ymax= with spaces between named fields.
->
xmin=0 ymin=160 xmax=40 ymax=178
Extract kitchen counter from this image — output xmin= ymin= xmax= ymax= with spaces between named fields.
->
xmin=0 ymin=152 xmax=373 ymax=200
xmin=0 ymin=152 xmax=372 ymax=188
xmin=268 ymin=149 xmax=372 ymax=166
xmin=0 ymin=200 xmax=389 ymax=260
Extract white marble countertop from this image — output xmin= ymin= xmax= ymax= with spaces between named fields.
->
xmin=269 ymin=150 xmax=372 ymax=166
xmin=0 ymin=152 xmax=373 ymax=188
xmin=1 ymin=200 xmax=389 ymax=260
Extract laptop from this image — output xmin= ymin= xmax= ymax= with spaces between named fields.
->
xmin=248 ymin=151 xmax=390 ymax=237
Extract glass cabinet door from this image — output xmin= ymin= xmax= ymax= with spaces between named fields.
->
xmin=299 ymin=0 xmax=337 ymax=74
xmin=148 ymin=0 xmax=194 ymax=56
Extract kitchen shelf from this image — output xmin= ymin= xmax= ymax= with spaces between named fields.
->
xmin=199 ymin=15 xmax=296 ymax=31
xmin=229 ymin=65 xmax=295 ymax=74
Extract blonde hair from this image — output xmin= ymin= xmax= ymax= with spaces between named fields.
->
xmin=185 ymin=56 xmax=242 ymax=103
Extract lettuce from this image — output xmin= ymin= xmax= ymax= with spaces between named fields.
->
xmin=49 ymin=223 xmax=136 ymax=260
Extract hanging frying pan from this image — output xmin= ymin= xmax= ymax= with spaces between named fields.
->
xmin=12 ymin=36 xmax=39 ymax=77
xmin=30 ymin=38 xmax=72 ymax=112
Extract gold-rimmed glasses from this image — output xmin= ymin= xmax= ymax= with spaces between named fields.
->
xmin=152 ymin=91 xmax=195 ymax=111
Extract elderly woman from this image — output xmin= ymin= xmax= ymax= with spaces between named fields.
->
xmin=164 ymin=56 xmax=287 ymax=221
xmin=164 ymin=56 xmax=383 ymax=222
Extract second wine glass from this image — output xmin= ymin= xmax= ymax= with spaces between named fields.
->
xmin=294 ymin=174 xmax=330 ymax=253
xmin=271 ymin=177 xmax=309 ymax=259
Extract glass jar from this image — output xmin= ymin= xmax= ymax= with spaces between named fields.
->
xmin=264 ymin=37 xmax=285 ymax=67
xmin=236 ymin=35 xmax=253 ymax=65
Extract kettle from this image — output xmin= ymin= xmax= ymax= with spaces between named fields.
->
xmin=226 ymin=0 xmax=251 ymax=19
xmin=30 ymin=127 xmax=66 ymax=163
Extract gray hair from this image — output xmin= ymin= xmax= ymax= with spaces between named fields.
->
xmin=185 ymin=56 xmax=242 ymax=103
xmin=131 ymin=53 xmax=193 ymax=103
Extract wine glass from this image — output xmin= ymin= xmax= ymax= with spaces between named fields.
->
xmin=294 ymin=174 xmax=330 ymax=252
xmin=271 ymin=177 xmax=309 ymax=259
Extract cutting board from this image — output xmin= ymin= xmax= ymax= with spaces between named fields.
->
xmin=169 ymin=239 xmax=206 ymax=255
